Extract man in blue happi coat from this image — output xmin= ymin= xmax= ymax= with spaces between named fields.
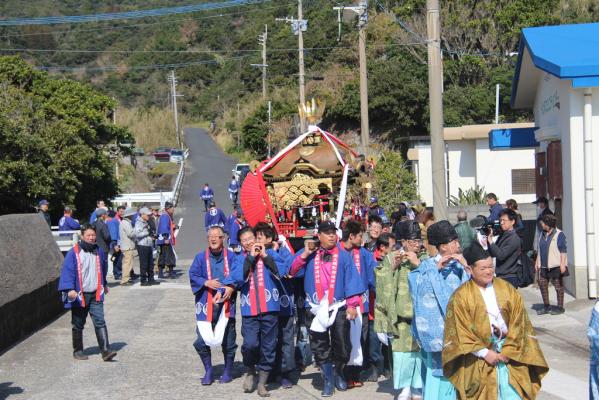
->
xmin=107 ymin=206 xmax=124 ymax=280
xmin=59 ymin=206 xmax=81 ymax=237
xmin=254 ymin=222 xmax=297 ymax=389
xmin=58 ymin=224 xmax=117 ymax=362
xmin=200 ymin=183 xmax=215 ymax=212
xmin=339 ymin=219 xmax=377 ymax=388
xmin=408 ymin=220 xmax=470 ymax=400
xmin=189 ymin=226 xmax=238 ymax=386
xmin=205 ymin=201 xmax=227 ymax=231
xmin=157 ymin=202 xmax=178 ymax=279
xmin=227 ymin=210 xmax=246 ymax=251
xmin=228 ymin=176 xmax=240 ymax=206
xmin=289 ymin=221 xmax=365 ymax=397
xmin=223 ymin=225 xmax=288 ymax=397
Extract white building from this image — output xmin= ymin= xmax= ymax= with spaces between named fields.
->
xmin=512 ymin=22 xmax=599 ymax=299
xmin=408 ymin=122 xmax=538 ymax=206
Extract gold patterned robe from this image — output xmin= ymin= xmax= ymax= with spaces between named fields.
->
xmin=442 ymin=278 xmax=549 ymax=399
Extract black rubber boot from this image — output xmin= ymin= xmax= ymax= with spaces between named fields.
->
xmin=321 ymin=363 xmax=335 ymax=397
xmin=95 ymin=327 xmax=117 ymax=361
xmin=334 ymin=363 xmax=347 ymax=391
xmin=257 ymin=370 xmax=270 ymax=397
xmin=72 ymin=329 xmax=88 ymax=360
xmin=158 ymin=267 xmax=165 ymax=279
xmin=168 ymin=266 xmax=177 ymax=279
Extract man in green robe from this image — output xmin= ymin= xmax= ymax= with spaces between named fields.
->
xmin=375 ymin=221 xmax=427 ymax=400
xmin=443 ymin=243 xmax=548 ymax=399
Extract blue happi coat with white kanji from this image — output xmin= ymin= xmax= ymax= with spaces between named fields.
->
xmin=274 ymin=246 xmax=295 ymax=317
xmin=57 ymin=244 xmax=108 ymax=309
xmin=293 ymin=248 xmax=365 ymax=309
xmin=224 ymin=248 xmax=288 ymax=317
xmin=156 ymin=213 xmax=173 ymax=245
xmin=189 ymin=249 xmax=237 ymax=321
xmin=341 ymin=244 xmax=377 ymax=314
xmin=408 ymin=255 xmax=469 ymax=376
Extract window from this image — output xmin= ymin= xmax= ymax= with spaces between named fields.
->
xmin=511 ymin=169 xmax=536 ymax=194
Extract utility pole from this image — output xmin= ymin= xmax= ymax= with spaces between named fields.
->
xmin=251 ymin=25 xmax=268 ymax=100
xmin=276 ymin=1 xmax=308 ymax=133
xmin=334 ymin=1 xmax=369 ymax=153
xmin=168 ymin=70 xmax=183 ymax=149
xmin=426 ymin=0 xmax=447 ymax=220
xmin=267 ymin=100 xmax=272 ymax=158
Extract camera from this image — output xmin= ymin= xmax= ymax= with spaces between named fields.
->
xmin=480 ymin=220 xmax=502 ymax=236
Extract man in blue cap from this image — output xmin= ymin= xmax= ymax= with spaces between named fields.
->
xmin=367 ymin=197 xmax=385 ymax=220
xmin=38 ymin=199 xmax=51 ymax=227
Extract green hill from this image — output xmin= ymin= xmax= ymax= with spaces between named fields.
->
xmin=1 ymin=0 xmax=598 ymax=158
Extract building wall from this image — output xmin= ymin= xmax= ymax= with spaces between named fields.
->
xmin=446 ymin=141 xmax=476 ymax=199
xmin=413 ymin=144 xmax=433 ymax=205
xmin=473 ymin=139 xmax=536 ymax=204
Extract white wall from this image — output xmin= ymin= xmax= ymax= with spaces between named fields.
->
xmin=446 ymin=141 xmax=476 ymax=199
xmin=413 ymin=144 xmax=433 ymax=205
xmin=473 ymin=139 xmax=536 ymax=204
xmin=414 ymin=140 xmax=536 ymax=207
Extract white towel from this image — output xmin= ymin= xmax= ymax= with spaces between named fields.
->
xmin=347 ymin=306 xmax=363 ymax=366
xmin=196 ymin=304 xmax=229 ymax=347
xmin=307 ymin=292 xmax=346 ymax=333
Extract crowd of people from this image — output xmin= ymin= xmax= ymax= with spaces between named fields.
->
xmin=54 ymin=188 xmax=567 ymax=399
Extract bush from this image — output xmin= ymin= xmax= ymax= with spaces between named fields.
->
xmin=372 ymin=150 xmax=419 ymax=212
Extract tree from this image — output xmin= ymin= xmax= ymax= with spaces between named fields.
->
xmin=372 ymin=150 xmax=418 ymax=212
xmin=0 ymin=56 xmax=133 ymax=220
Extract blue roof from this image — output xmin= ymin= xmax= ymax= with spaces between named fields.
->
xmin=512 ymin=22 xmax=599 ymax=107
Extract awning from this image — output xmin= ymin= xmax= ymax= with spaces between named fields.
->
xmin=488 ymin=127 xmax=539 ymax=149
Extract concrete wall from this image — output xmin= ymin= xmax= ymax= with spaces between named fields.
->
xmin=0 ymin=214 xmax=64 ymax=353
xmin=414 ymin=140 xmax=536 ymax=206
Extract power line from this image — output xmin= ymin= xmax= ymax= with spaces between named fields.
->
xmin=0 ymin=42 xmax=424 ymax=54
xmin=0 ymin=2 xmax=296 ymax=38
xmin=0 ymin=0 xmax=271 ymax=26
xmin=36 ymin=57 xmax=248 ymax=72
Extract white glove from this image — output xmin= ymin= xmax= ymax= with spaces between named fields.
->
xmin=377 ymin=332 xmax=389 ymax=345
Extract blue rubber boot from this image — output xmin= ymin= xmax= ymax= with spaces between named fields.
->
xmin=200 ymin=354 xmax=214 ymax=385
xmin=219 ymin=355 xmax=234 ymax=383
xmin=321 ymin=363 xmax=335 ymax=397
xmin=334 ymin=363 xmax=347 ymax=391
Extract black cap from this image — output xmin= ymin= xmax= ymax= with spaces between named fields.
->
xmin=427 ymin=220 xmax=458 ymax=246
xmin=164 ymin=201 xmax=174 ymax=209
xmin=396 ymin=220 xmax=421 ymax=241
xmin=318 ymin=221 xmax=337 ymax=233
xmin=533 ymin=196 xmax=548 ymax=205
xmin=463 ymin=242 xmax=491 ymax=266
xmin=209 ymin=201 xmax=216 ymax=208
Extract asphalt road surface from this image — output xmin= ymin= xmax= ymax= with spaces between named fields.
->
xmin=0 ymin=129 xmax=590 ymax=399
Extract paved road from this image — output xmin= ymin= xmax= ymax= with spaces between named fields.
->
xmin=0 ymin=129 xmax=592 ymax=399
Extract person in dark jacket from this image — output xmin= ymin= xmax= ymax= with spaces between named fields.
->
xmin=38 ymin=199 xmax=51 ymax=228
xmin=93 ymin=208 xmax=112 ymax=256
xmin=486 ymin=208 xmax=522 ymax=288
xmin=486 ymin=193 xmax=503 ymax=223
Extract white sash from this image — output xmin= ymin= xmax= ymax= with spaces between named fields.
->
xmin=307 ymin=291 xmax=346 ymax=333
xmin=347 ymin=305 xmax=363 ymax=366
xmin=196 ymin=303 xmax=229 ymax=347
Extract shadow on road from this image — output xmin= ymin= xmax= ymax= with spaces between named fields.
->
xmin=0 ymin=382 xmax=24 ymax=399
xmin=84 ymin=341 xmax=128 ymax=356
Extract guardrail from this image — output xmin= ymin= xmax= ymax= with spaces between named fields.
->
xmin=113 ymin=148 xmax=188 ymax=208
xmin=50 ymin=227 xmax=79 ymax=252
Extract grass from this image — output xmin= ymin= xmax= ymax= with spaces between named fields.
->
xmin=119 ymin=163 xmax=153 ymax=193
xmin=117 ymin=106 xmax=182 ymax=153
xmin=149 ymin=162 xmax=179 ymax=177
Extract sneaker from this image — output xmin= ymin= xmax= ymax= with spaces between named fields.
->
xmin=149 ymin=280 xmax=161 ymax=285
xmin=550 ymin=306 xmax=565 ymax=315
xmin=536 ymin=305 xmax=551 ymax=315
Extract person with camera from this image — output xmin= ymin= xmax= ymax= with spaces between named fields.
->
xmin=486 ymin=208 xmax=522 ymax=288
xmin=134 ymin=207 xmax=160 ymax=286
xmin=339 ymin=219 xmax=377 ymax=388
xmin=189 ymin=226 xmax=238 ymax=386
xmin=289 ymin=221 xmax=365 ymax=397
xmin=223 ymin=225 xmax=288 ymax=397
xmin=157 ymin=202 xmax=178 ymax=279
xmin=375 ymin=220 xmax=426 ymax=400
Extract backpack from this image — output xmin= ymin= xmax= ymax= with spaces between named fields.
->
xmin=517 ymin=252 xmax=535 ymax=288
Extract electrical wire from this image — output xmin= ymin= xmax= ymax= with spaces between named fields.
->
xmin=0 ymin=1 xmax=297 ymax=38
xmin=0 ymin=0 xmax=271 ymax=26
